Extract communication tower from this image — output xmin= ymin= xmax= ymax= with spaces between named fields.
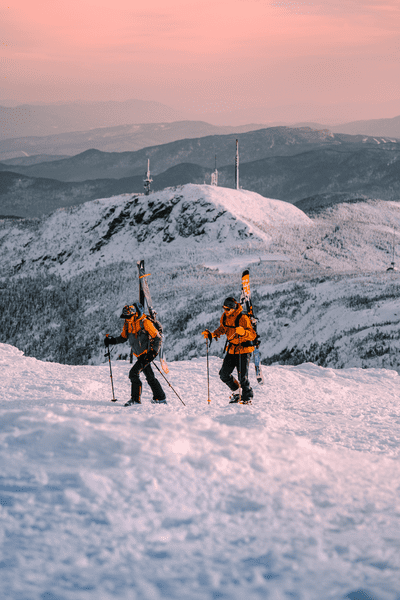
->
xmin=144 ymin=159 xmax=153 ymax=196
xmin=211 ymin=155 xmax=218 ymax=186
xmin=387 ymin=226 xmax=397 ymax=271
xmin=235 ymin=139 xmax=239 ymax=190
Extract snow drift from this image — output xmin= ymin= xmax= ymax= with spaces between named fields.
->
xmin=1 ymin=342 xmax=400 ymax=600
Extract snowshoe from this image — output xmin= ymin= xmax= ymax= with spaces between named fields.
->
xmin=124 ymin=398 xmax=141 ymax=406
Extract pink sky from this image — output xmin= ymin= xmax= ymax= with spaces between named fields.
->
xmin=1 ymin=0 xmax=400 ymax=121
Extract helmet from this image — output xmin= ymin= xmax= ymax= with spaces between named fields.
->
xmin=120 ymin=305 xmax=136 ymax=319
xmin=120 ymin=302 xmax=145 ymax=319
xmin=223 ymin=297 xmax=237 ymax=310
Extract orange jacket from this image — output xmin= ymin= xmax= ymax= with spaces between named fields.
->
xmin=117 ymin=314 xmax=161 ymax=357
xmin=212 ymin=304 xmax=256 ymax=354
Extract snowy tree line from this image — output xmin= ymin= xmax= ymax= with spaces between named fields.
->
xmin=1 ymin=260 xmax=400 ymax=373
xmin=0 ymin=262 xmax=237 ymax=365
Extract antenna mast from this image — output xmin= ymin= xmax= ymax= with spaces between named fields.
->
xmin=387 ymin=225 xmax=396 ymax=271
xmin=235 ymin=139 xmax=239 ymax=190
xmin=391 ymin=226 xmax=396 ymax=269
xmin=144 ymin=159 xmax=153 ymax=196
xmin=211 ymin=155 xmax=218 ymax=186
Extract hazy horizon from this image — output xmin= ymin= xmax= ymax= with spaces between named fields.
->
xmin=2 ymin=0 xmax=400 ymax=125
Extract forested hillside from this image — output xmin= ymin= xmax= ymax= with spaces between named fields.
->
xmin=1 ymin=184 xmax=400 ymax=372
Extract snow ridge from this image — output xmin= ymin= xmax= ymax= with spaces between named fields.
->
xmin=0 ymin=184 xmax=311 ymax=278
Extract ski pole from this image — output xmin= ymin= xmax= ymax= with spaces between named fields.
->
xmin=206 ymin=336 xmax=210 ymax=405
xmin=237 ymin=336 xmax=242 ymax=402
xmin=152 ymin=361 xmax=186 ymax=406
xmin=104 ymin=337 xmax=117 ymax=403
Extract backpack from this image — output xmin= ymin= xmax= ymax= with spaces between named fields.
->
xmin=141 ymin=314 xmax=163 ymax=336
xmin=223 ymin=312 xmax=255 ymax=349
xmin=138 ymin=314 xmax=163 ymax=353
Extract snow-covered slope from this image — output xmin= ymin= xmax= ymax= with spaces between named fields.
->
xmin=0 ymin=184 xmax=311 ymax=278
xmin=255 ymin=273 xmax=400 ymax=371
xmin=2 ymin=183 xmax=400 ymax=371
xmin=1 ymin=342 xmax=400 ymax=600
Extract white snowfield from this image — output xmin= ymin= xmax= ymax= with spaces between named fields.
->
xmin=1 ymin=343 xmax=400 ymax=600
xmin=0 ymin=184 xmax=311 ymax=278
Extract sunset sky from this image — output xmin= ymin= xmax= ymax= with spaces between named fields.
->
xmin=1 ymin=0 xmax=400 ymax=121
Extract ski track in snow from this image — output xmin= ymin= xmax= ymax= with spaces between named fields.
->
xmin=1 ymin=343 xmax=400 ymax=600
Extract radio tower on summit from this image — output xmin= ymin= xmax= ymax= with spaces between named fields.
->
xmin=235 ymin=139 xmax=239 ymax=190
xmin=211 ymin=155 xmax=218 ymax=186
xmin=144 ymin=159 xmax=153 ymax=196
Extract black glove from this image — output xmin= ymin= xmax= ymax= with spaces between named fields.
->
xmin=104 ymin=336 xmax=117 ymax=347
xmin=147 ymin=348 xmax=158 ymax=362
xmin=202 ymin=329 xmax=213 ymax=345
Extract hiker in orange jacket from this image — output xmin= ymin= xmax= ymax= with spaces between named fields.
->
xmin=202 ymin=297 xmax=256 ymax=403
xmin=105 ymin=303 xmax=166 ymax=406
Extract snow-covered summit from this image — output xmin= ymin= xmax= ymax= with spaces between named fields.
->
xmin=0 ymin=184 xmax=311 ymax=278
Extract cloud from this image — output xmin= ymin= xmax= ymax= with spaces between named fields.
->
xmin=270 ymin=1 xmax=314 ymax=15
xmin=270 ymin=0 xmax=400 ymax=21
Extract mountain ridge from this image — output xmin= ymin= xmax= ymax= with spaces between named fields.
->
xmin=2 ymin=111 xmax=400 ymax=161
xmin=1 ymin=184 xmax=400 ymax=374
xmin=298 ymin=114 xmax=400 ymax=139
xmin=1 ymin=126 xmax=397 ymax=183
xmin=0 ymin=121 xmax=268 ymax=161
xmin=0 ymin=184 xmax=311 ymax=279
xmin=2 ymin=140 xmax=400 ymax=218
xmin=0 ymin=99 xmax=187 ymax=141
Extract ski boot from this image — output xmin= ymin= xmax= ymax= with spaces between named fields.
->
xmin=229 ymin=393 xmax=241 ymax=404
xmin=239 ymin=398 xmax=252 ymax=405
xmin=151 ymin=398 xmax=167 ymax=405
xmin=124 ymin=398 xmax=141 ymax=406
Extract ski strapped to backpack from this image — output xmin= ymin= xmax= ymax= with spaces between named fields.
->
xmin=137 ymin=260 xmax=169 ymax=373
xmin=240 ymin=269 xmax=264 ymax=385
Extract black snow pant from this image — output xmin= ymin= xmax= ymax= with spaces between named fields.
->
xmin=219 ymin=352 xmax=253 ymax=401
xmin=129 ymin=353 xmax=166 ymax=403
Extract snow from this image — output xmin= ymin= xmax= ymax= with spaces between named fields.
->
xmin=4 ymin=184 xmax=400 ymax=287
xmin=2 ymin=182 xmax=400 ymax=597
xmin=204 ymin=253 xmax=290 ymax=273
xmin=0 ymin=184 xmax=311 ymax=278
xmin=1 ymin=342 xmax=400 ymax=600
xmin=256 ymin=274 xmax=400 ymax=366
xmin=2 ymin=183 xmax=400 ymax=372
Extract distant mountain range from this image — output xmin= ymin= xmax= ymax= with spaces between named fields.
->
xmin=300 ymin=115 xmax=400 ymax=139
xmin=1 ymin=127 xmax=395 ymax=182
xmin=1 ymin=128 xmax=400 ymax=218
xmin=0 ymin=117 xmax=400 ymax=165
xmin=0 ymin=99 xmax=186 ymax=141
xmin=1 ymin=101 xmax=400 ymax=161
xmin=0 ymin=154 xmax=70 ymax=166
xmin=0 ymin=164 xmax=209 ymax=218
xmin=0 ymin=121 xmax=268 ymax=162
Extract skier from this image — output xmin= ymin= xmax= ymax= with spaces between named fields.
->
xmin=104 ymin=303 xmax=166 ymax=406
xmin=202 ymin=297 xmax=256 ymax=404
